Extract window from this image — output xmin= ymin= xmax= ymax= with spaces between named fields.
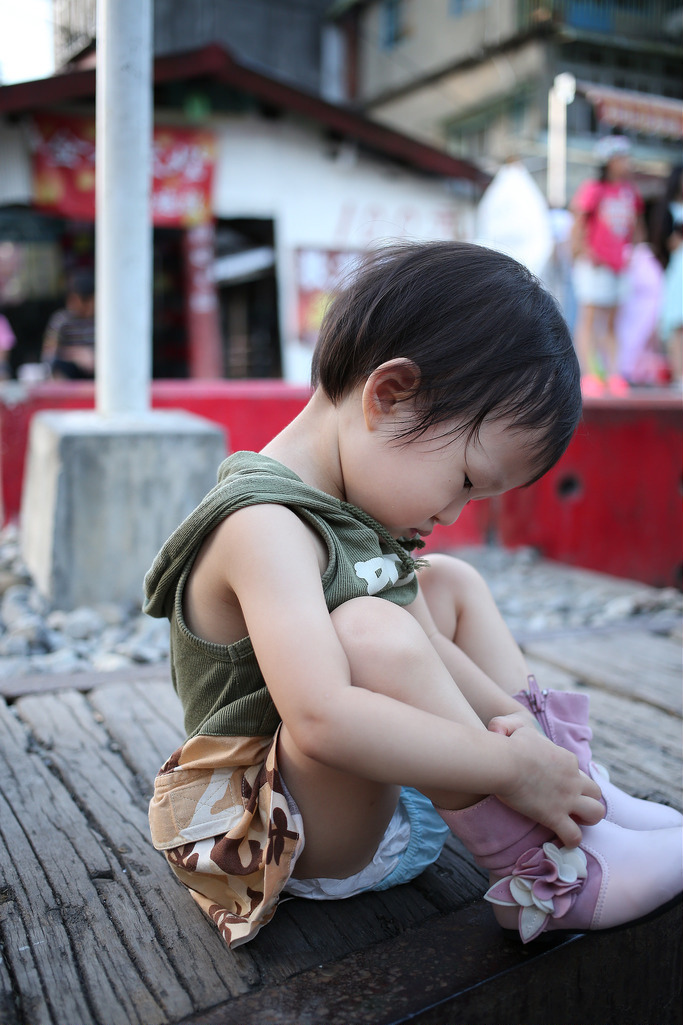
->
xmin=449 ymin=0 xmax=489 ymax=17
xmin=380 ymin=0 xmax=405 ymax=48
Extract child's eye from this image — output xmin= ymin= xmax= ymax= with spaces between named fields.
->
xmin=463 ymin=475 xmax=473 ymax=491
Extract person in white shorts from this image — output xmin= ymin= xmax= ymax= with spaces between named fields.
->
xmin=570 ymin=136 xmax=643 ymax=396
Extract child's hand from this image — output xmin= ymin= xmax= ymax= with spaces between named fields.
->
xmin=487 ymin=711 xmax=539 ymax=736
xmin=495 ymin=725 xmax=604 ymax=848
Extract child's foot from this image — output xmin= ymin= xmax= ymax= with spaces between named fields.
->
xmin=514 ymin=677 xmax=682 ymax=830
xmin=581 ymin=373 xmax=605 ymax=396
xmin=437 ymin=797 xmax=683 ymax=943
xmin=606 ymin=373 xmax=630 ymax=396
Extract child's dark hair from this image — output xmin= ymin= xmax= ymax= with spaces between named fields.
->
xmin=68 ymin=269 xmax=95 ymax=300
xmin=311 ymin=241 xmax=581 ymax=482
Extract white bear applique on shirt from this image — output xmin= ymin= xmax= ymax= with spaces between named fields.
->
xmin=354 ymin=553 xmax=415 ymax=596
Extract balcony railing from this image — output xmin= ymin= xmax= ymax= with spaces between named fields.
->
xmin=519 ymin=1 xmax=682 ymax=43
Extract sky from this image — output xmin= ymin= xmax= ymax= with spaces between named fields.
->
xmin=0 ymin=0 xmax=54 ymax=85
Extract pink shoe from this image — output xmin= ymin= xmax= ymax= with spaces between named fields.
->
xmin=436 ymin=797 xmax=682 ymax=943
xmin=515 ymin=676 xmax=682 ymax=830
xmin=607 ymin=373 xmax=630 ymax=396
xmin=581 ymin=373 xmax=605 ymax=397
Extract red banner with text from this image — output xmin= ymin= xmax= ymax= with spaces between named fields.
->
xmin=31 ymin=113 xmax=216 ymax=226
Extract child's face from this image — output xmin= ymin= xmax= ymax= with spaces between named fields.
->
xmin=607 ymin=155 xmax=630 ymax=181
xmin=343 ymin=411 xmax=542 ymax=542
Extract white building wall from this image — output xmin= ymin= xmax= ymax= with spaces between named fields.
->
xmin=212 ymin=115 xmax=475 ymax=381
xmin=358 ymin=0 xmax=517 ymax=103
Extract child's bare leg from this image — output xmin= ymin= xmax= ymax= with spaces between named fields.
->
xmin=279 ymin=596 xmax=488 ymax=881
xmin=279 ymin=734 xmax=401 ymax=880
xmin=573 ymin=302 xmax=597 ymax=373
xmin=604 ymin=305 xmax=619 ymax=376
xmin=419 ymin=554 xmax=533 ymax=722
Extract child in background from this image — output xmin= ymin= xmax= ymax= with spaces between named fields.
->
xmin=41 ymin=270 xmax=96 ymax=379
xmin=144 ymin=243 xmax=681 ymax=949
xmin=615 ymin=202 xmax=667 ymax=386
xmin=653 ymin=163 xmax=683 ymax=387
xmin=0 ymin=310 xmax=16 ymax=379
xmin=570 ymin=136 xmax=643 ymax=396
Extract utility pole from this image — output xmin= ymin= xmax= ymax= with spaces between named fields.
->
xmin=547 ymin=72 xmax=576 ymax=208
xmin=96 ymin=0 xmax=153 ymax=414
xmin=21 ymin=0 xmax=225 ymax=609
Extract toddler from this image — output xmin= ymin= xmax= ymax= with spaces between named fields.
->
xmin=145 ymin=242 xmax=681 ymax=948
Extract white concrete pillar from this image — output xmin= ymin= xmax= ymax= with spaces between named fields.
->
xmin=20 ymin=0 xmax=233 ymax=611
xmin=21 ymin=411 xmax=227 ymax=609
xmin=547 ymin=73 xmax=576 ymax=209
xmin=95 ymin=0 xmax=153 ymax=415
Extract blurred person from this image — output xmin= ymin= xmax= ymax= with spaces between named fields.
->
xmin=0 ymin=308 xmax=16 ymax=380
xmin=42 ymin=270 xmax=96 ymax=379
xmin=653 ymin=164 xmax=683 ymax=388
xmin=570 ymin=136 xmax=643 ymax=396
xmin=615 ymin=202 xmax=667 ymax=386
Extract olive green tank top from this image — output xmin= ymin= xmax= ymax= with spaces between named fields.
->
xmin=143 ymin=451 xmax=424 ymax=739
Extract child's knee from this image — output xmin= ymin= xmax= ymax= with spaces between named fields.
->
xmin=331 ymin=597 xmax=425 ymax=667
xmin=422 ymin=553 xmax=489 ymax=599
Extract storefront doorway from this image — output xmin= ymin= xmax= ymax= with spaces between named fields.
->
xmin=215 ymin=218 xmax=281 ymax=379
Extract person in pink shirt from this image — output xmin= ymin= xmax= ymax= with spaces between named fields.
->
xmin=570 ymin=136 xmax=643 ymax=396
xmin=0 ymin=310 xmax=16 ymax=379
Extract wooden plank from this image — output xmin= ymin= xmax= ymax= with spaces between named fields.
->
xmin=89 ymin=678 xmax=491 ymax=974
xmin=0 ymin=699 xmax=191 ymax=1025
xmin=0 ymin=931 xmax=19 ymax=1025
xmin=575 ymin=687 xmax=682 ymax=809
xmin=0 ymin=792 xmax=88 ymax=1025
xmin=526 ymin=654 xmax=681 ymax=809
xmin=89 ymin=679 xmax=185 ymax=784
xmin=13 ymin=688 xmax=466 ymax=994
xmin=2 ymin=624 xmax=678 ymax=1025
xmin=411 ymin=837 xmax=486 ymax=912
xmin=0 ymin=664 xmax=172 ymax=701
xmin=523 ymin=629 xmax=682 ymax=716
xmin=174 ymin=897 xmax=682 ymax=1025
xmin=12 ymin=689 xmax=258 ymax=1011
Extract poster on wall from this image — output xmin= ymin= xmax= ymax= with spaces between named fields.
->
xmin=296 ymin=248 xmax=363 ymax=347
xmin=31 ymin=113 xmax=216 ymax=226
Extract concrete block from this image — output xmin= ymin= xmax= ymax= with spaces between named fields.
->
xmin=21 ymin=410 xmax=227 ymax=610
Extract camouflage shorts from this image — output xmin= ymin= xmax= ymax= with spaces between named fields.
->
xmin=149 ymin=727 xmax=303 ymax=948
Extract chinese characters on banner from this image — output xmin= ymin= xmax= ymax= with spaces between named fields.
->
xmin=296 ymin=249 xmax=363 ymax=347
xmin=31 ymin=113 xmax=216 ymax=226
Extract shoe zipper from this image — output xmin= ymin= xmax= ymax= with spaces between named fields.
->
xmin=526 ymin=675 xmax=551 ymax=736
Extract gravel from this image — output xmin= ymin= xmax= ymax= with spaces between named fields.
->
xmin=0 ymin=524 xmax=169 ymax=679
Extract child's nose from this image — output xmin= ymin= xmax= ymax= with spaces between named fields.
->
xmin=437 ymin=496 xmax=469 ymax=526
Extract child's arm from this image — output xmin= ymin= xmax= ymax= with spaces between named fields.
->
xmin=409 ymin=585 xmax=538 ymax=730
xmin=217 ymin=503 xmax=602 ymax=846
xmin=569 ymin=211 xmax=588 ymax=260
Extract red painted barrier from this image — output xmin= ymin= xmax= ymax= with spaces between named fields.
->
xmin=1 ymin=381 xmax=681 ymax=587
xmin=495 ymin=396 xmax=683 ymax=590
xmin=0 ymin=380 xmax=311 ymax=528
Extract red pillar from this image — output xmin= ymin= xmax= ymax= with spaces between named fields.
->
xmin=183 ymin=223 xmax=223 ymax=378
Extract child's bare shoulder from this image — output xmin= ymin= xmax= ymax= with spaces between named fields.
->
xmin=206 ymin=502 xmax=328 ymax=588
xmin=185 ymin=503 xmax=325 ymax=645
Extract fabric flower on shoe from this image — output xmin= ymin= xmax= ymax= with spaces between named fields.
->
xmin=485 ymin=841 xmax=588 ymax=943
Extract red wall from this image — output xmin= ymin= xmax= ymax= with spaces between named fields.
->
xmin=2 ymin=381 xmax=681 ymax=588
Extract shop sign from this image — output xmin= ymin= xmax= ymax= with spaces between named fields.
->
xmin=31 ymin=113 xmax=216 ymax=225
xmin=580 ymin=82 xmax=683 ymax=140
xmin=296 ymin=248 xmax=363 ymax=347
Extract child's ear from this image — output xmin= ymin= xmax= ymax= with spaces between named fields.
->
xmin=362 ymin=358 xmax=420 ymax=429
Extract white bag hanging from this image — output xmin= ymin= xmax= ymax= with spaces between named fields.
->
xmin=474 ymin=162 xmax=554 ymax=279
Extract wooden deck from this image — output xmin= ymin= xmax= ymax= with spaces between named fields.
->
xmin=0 ymin=563 xmax=681 ymax=1025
